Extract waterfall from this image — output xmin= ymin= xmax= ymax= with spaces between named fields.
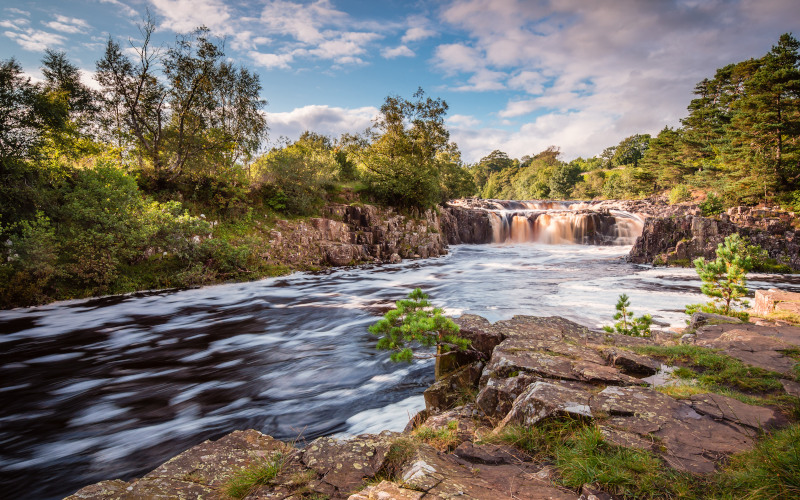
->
xmin=483 ymin=202 xmax=644 ymax=245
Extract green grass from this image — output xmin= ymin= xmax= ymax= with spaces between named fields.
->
xmin=413 ymin=421 xmax=461 ymax=452
xmin=633 ymin=344 xmax=787 ymax=393
xmin=223 ymin=452 xmax=284 ymax=499
xmin=373 ymin=437 xmax=418 ymax=482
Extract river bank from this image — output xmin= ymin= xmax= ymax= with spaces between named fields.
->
xmin=67 ymin=309 xmax=800 ymax=499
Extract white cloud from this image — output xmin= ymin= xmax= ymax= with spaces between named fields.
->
xmin=266 ymin=105 xmax=379 ymax=142
xmin=99 ymin=0 xmax=138 ymax=18
xmin=381 ymin=45 xmax=414 ymax=58
xmin=4 ymin=27 xmax=67 ymax=51
xmin=402 ymin=26 xmax=435 ymax=43
xmin=148 ymin=0 xmax=232 ymax=34
xmin=5 ymin=8 xmax=30 ymax=16
xmin=447 ymin=114 xmax=480 ymax=127
xmin=248 ymin=50 xmax=297 ymax=69
xmin=43 ymin=15 xmax=91 ymax=34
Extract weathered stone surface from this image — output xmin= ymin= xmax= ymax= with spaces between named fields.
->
xmin=424 ymin=362 xmax=482 ymax=413
xmin=475 ymin=373 xmax=538 ymax=418
xmin=453 ymin=314 xmax=505 ymax=361
xmin=688 ymin=312 xmax=743 ymax=331
xmin=591 ymin=386 xmax=755 ymax=473
xmin=598 ymin=347 xmax=660 ymax=376
xmin=753 ymin=288 xmax=800 ymax=317
xmin=580 ymin=483 xmax=614 ymax=500
xmin=66 ymin=480 xmax=130 ymax=499
xmin=347 ymin=480 xmax=423 ymax=500
xmin=781 ymin=378 xmax=800 ymax=398
xmin=451 ymin=442 xmax=528 ymax=465
xmin=694 ymin=323 xmax=800 ymax=375
xmin=688 ymin=393 xmax=785 ymax=430
xmin=400 ymin=444 xmax=575 ymax=499
xmin=439 ymin=206 xmax=494 ymax=244
xmin=302 ymin=432 xmax=398 ymax=498
xmin=418 ymin=404 xmax=489 ymax=448
xmin=496 ymin=381 xmax=593 ymax=431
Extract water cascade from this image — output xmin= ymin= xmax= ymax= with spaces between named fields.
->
xmin=482 ymin=200 xmax=644 ymax=245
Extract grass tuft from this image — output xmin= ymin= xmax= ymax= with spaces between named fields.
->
xmin=413 ymin=421 xmax=461 ymax=452
xmin=223 ymin=452 xmax=284 ymax=499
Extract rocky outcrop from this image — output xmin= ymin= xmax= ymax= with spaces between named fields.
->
xmin=753 ymin=289 xmax=800 ymax=317
xmin=439 ymin=206 xmax=493 ymax=244
xmin=628 ymin=207 xmax=800 ymax=270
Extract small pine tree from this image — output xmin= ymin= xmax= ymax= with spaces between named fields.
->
xmin=688 ymin=233 xmax=753 ymax=317
xmin=603 ymin=293 xmax=652 ymax=337
xmin=369 ymin=288 xmax=470 ymax=362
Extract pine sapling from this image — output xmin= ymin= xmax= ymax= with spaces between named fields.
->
xmin=604 ymin=293 xmax=652 ymax=337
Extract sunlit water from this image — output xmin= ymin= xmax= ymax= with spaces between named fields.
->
xmin=2 ymin=243 xmax=799 ymax=499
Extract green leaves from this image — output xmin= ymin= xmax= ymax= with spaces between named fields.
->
xmin=603 ymin=293 xmax=652 ymax=337
xmin=691 ymin=233 xmax=753 ymax=317
xmin=369 ymin=288 xmax=469 ymax=362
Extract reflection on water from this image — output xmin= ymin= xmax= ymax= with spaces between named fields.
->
xmin=2 ymin=243 xmax=800 ymax=499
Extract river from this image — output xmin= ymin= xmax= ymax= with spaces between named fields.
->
xmin=2 ymin=243 xmax=799 ymax=499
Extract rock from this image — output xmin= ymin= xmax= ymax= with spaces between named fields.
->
xmin=580 ymin=484 xmax=614 ymax=500
xmin=598 ymin=348 xmax=660 ymax=376
xmin=347 ymin=480 xmax=423 ymax=500
xmin=753 ymin=288 xmax=800 ymax=317
xmin=66 ymin=480 xmax=130 ymax=499
xmin=423 ymin=362 xmax=482 ymax=413
xmin=476 ymin=373 xmax=539 ymax=418
xmin=695 ymin=323 xmax=800 ymax=375
xmin=453 ymin=314 xmax=505 ymax=361
xmin=496 ymin=381 xmax=593 ymax=431
xmin=451 ymin=442 xmax=529 ymax=465
xmin=324 ymin=243 xmax=365 ymax=266
xmin=400 ymin=444 xmax=575 ymax=499
xmin=688 ymin=312 xmax=743 ymax=331
xmin=688 ymin=393 xmax=785 ymax=430
xmin=417 ymin=404 xmax=489 ymax=447
xmin=781 ymin=378 xmax=800 ymax=398
xmin=590 ymin=386 xmax=756 ymax=473
xmin=302 ymin=432 xmax=398 ymax=498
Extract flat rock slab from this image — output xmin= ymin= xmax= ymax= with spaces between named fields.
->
xmin=497 ymin=381 xmax=593 ymax=431
xmin=688 ymin=393 xmax=785 ymax=430
xmin=400 ymin=444 xmax=575 ymax=499
xmin=591 ymin=386 xmax=755 ymax=473
xmin=695 ymin=323 xmax=800 ymax=375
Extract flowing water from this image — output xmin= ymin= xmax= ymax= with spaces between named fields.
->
xmin=2 ymin=241 xmax=800 ymax=498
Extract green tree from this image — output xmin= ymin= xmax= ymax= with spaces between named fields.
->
xmin=548 ymin=163 xmax=581 ymax=199
xmin=358 ymin=88 xmax=454 ymax=208
xmin=369 ymin=288 xmax=470 ymax=364
xmin=689 ymin=234 xmax=754 ymax=317
xmin=603 ymin=293 xmax=652 ymax=337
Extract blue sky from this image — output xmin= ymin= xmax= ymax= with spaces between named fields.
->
xmin=2 ymin=0 xmax=799 ymax=162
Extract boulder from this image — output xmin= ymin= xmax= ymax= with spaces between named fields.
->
xmin=687 ymin=393 xmax=785 ymax=430
xmin=687 ymin=312 xmax=743 ymax=331
xmin=753 ymin=288 xmax=800 ymax=317
xmin=495 ymin=381 xmax=593 ymax=431
xmin=423 ymin=362 xmax=482 ymax=414
xmin=694 ymin=323 xmax=800 ymax=375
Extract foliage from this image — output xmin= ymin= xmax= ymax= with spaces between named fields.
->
xmin=690 ymin=234 xmax=754 ymax=317
xmin=668 ymin=184 xmax=692 ymax=205
xmin=699 ymin=192 xmax=724 ymax=216
xmin=603 ymin=294 xmax=652 ymax=337
xmin=368 ymin=288 xmax=469 ymax=362
xmin=357 ymin=88 xmax=454 ymax=208
xmin=413 ymin=421 xmax=460 ymax=452
xmin=254 ymin=134 xmax=339 ymax=214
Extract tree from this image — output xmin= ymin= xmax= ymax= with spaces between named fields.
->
xmin=689 ymin=234 xmax=754 ymax=317
xmin=358 ymin=88 xmax=455 ymax=208
xmin=548 ymin=163 xmax=581 ymax=199
xmin=369 ymin=288 xmax=470 ymax=366
xmin=603 ymin=293 xmax=652 ymax=337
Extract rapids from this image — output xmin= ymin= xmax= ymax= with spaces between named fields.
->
xmin=2 ymin=243 xmax=799 ymax=499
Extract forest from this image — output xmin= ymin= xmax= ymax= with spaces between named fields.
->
xmin=1 ymin=23 xmax=798 ymax=307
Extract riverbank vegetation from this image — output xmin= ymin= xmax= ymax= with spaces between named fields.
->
xmin=2 ymin=26 xmax=797 ymax=308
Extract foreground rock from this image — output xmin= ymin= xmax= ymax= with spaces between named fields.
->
xmin=69 ymin=314 xmax=800 ymax=499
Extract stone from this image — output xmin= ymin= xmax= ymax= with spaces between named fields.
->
xmin=580 ymin=484 xmax=614 ymax=500
xmin=451 ymin=442 xmax=529 ymax=465
xmin=475 ymin=373 xmax=538 ymax=418
xmin=496 ymin=381 xmax=593 ymax=431
xmin=781 ymin=378 xmax=800 ymax=398
xmin=753 ymin=288 xmax=800 ymax=317
xmin=688 ymin=393 xmax=785 ymax=430
xmin=598 ymin=348 xmax=661 ymax=376
xmin=65 ymin=480 xmax=130 ymax=499
xmin=400 ymin=444 xmax=575 ymax=499
xmin=423 ymin=362 xmax=482 ymax=414
xmin=347 ymin=480 xmax=423 ymax=500
xmin=695 ymin=323 xmax=800 ymax=375
xmin=688 ymin=312 xmax=742 ymax=331
xmin=302 ymin=432 xmax=398 ymax=497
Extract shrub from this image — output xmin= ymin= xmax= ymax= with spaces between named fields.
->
xmin=699 ymin=192 xmax=724 ymax=216
xmin=689 ymin=234 xmax=753 ymax=317
xmin=668 ymin=184 xmax=692 ymax=204
xmin=603 ymin=293 xmax=652 ymax=337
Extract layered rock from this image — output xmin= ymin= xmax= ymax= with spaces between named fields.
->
xmin=628 ymin=207 xmax=800 ymax=270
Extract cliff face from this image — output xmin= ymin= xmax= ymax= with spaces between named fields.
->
xmin=265 ymin=204 xmax=492 ymax=269
xmin=628 ymin=207 xmax=800 ymax=270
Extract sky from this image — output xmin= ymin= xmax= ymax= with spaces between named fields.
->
xmin=2 ymin=0 xmax=799 ymax=163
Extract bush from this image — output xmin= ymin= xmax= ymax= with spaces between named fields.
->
xmin=699 ymin=192 xmax=724 ymax=216
xmin=603 ymin=293 xmax=652 ymax=337
xmin=668 ymin=184 xmax=692 ymax=204
xmin=690 ymin=234 xmax=753 ymax=317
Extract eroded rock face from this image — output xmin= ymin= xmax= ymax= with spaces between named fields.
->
xmin=496 ymin=381 xmax=593 ymax=431
xmin=423 ymin=362 xmax=483 ymax=414
xmin=694 ymin=322 xmax=800 ymax=375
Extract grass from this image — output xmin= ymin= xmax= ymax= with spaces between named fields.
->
xmin=413 ymin=420 xmax=461 ymax=452
xmin=633 ymin=344 xmax=788 ymax=393
xmin=491 ymin=417 xmax=800 ymax=499
xmin=765 ymin=310 xmax=800 ymax=326
xmin=373 ymin=437 xmax=418 ymax=482
xmin=223 ymin=452 xmax=285 ymax=499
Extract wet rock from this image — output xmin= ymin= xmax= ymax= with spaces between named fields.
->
xmin=302 ymin=432 xmax=398 ymax=498
xmin=400 ymin=444 xmax=575 ymax=499
xmin=688 ymin=393 xmax=785 ymax=430
xmin=496 ymin=381 xmax=593 ymax=431
xmin=348 ymin=480 xmax=423 ymax=500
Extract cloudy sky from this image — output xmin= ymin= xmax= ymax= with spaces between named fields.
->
xmin=2 ymin=0 xmax=798 ymax=162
